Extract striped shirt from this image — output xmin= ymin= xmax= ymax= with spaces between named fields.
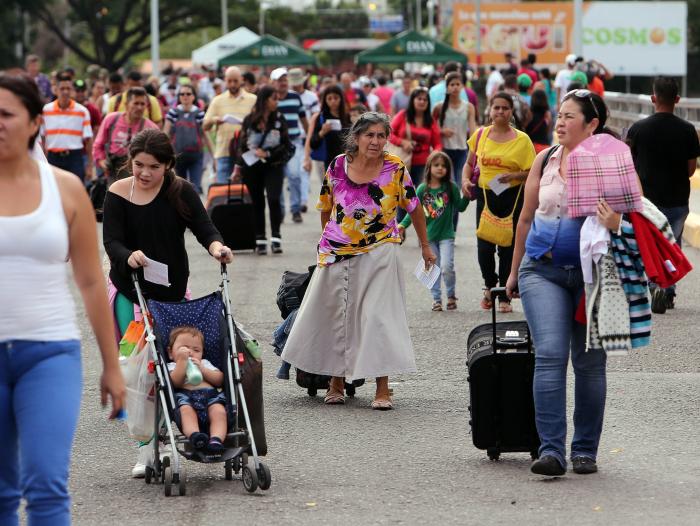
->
xmin=277 ymin=91 xmax=305 ymax=140
xmin=41 ymin=99 xmax=93 ymax=151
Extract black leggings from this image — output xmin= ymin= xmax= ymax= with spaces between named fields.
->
xmin=242 ymin=163 xmax=284 ymax=241
xmin=475 ymin=184 xmax=524 ymax=289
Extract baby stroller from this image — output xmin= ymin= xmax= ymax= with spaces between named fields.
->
xmin=132 ymin=264 xmax=270 ymax=495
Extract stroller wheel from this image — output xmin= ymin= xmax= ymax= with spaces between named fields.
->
xmin=144 ymin=466 xmax=154 ymax=485
xmin=164 ymin=465 xmax=173 ymax=497
xmin=160 ymin=456 xmax=170 ymax=484
xmin=242 ymin=460 xmax=258 ymax=493
xmin=257 ymin=462 xmax=272 ymax=491
xmin=225 ymin=459 xmax=233 ymax=480
xmin=178 ymin=466 xmax=187 ymax=496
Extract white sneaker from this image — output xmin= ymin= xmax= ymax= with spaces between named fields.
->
xmin=131 ymin=444 xmax=153 ymax=478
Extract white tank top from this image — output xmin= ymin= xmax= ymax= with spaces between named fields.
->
xmin=441 ymin=101 xmax=469 ymax=150
xmin=0 ymin=161 xmax=79 ymax=341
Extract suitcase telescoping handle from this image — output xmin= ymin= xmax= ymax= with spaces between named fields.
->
xmin=226 ymin=177 xmax=245 ymax=203
xmin=490 ymin=287 xmax=532 ymax=354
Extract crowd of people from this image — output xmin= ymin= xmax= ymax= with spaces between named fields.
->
xmin=1 ymin=49 xmax=697 ymax=524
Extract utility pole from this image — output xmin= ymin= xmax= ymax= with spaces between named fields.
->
xmin=221 ymin=0 xmax=229 ymax=34
xmin=150 ymin=0 xmax=159 ymax=76
xmin=416 ymin=0 xmax=422 ymax=31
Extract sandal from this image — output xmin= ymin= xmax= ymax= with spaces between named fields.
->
xmin=480 ymin=289 xmax=493 ymax=310
xmin=324 ymin=389 xmax=345 ymax=405
xmin=498 ymin=300 xmax=513 ymax=313
xmin=432 ymin=301 xmax=443 ymax=311
xmin=371 ymin=398 xmax=394 ymax=411
xmin=446 ymin=296 xmax=458 ymax=310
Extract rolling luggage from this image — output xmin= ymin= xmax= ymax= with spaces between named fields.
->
xmin=466 ymin=287 xmax=540 ymax=461
xmin=206 ymin=182 xmax=256 ymax=251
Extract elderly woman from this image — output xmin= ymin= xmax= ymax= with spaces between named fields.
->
xmin=282 ymin=112 xmax=436 ymax=410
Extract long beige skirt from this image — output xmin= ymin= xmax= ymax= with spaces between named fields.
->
xmin=281 ymin=242 xmax=416 ymax=382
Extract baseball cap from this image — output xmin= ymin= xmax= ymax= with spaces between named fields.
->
xmin=516 ymin=73 xmax=532 ymax=89
xmin=565 ymin=53 xmax=578 ymax=66
xmin=570 ymin=71 xmax=589 ymax=84
xmin=287 ymin=68 xmax=305 ymax=86
xmin=270 ymin=67 xmax=288 ymax=81
xmin=73 ymin=79 xmax=87 ymax=91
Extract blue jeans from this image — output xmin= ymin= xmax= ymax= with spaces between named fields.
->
xmin=429 ymin=239 xmax=456 ymax=302
xmin=215 ymin=156 xmax=234 ymax=183
xmin=284 ymin=139 xmax=307 ymax=214
xmin=651 ymin=205 xmax=689 ymax=297
xmin=518 ymin=256 xmax=607 ymax=467
xmin=0 ymin=340 xmax=82 ymax=526
xmin=444 ymin=149 xmax=467 ymax=230
xmin=175 ymin=152 xmax=204 ymax=193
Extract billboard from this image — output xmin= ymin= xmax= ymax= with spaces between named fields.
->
xmin=582 ymin=2 xmax=686 ymax=75
xmin=453 ymin=2 xmax=687 ymax=75
xmin=453 ymin=3 xmax=574 ymax=66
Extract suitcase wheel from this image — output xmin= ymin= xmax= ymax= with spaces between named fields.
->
xmin=307 ymin=387 xmax=317 ymax=397
xmin=530 ymin=450 xmax=539 ymax=460
xmin=487 ymin=448 xmax=500 ymax=461
xmin=345 ymin=384 xmax=356 ymax=397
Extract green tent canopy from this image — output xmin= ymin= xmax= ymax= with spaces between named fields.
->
xmin=356 ymin=30 xmax=467 ymax=65
xmin=218 ymin=35 xmax=316 ymax=67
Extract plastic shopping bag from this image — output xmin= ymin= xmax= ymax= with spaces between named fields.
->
xmin=119 ymin=320 xmax=145 ymax=358
xmin=124 ymin=343 xmax=156 ymax=442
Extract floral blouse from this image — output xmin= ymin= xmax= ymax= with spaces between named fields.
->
xmin=316 ymin=152 xmax=419 ymax=266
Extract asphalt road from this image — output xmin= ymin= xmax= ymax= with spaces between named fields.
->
xmin=64 ymin=194 xmax=700 ymax=526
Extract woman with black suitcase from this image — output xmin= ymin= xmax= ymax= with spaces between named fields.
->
xmin=234 ymin=85 xmax=294 ymax=255
xmin=506 ymin=91 xmax=618 ymax=477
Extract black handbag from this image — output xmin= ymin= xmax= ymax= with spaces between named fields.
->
xmin=87 ymin=177 xmax=107 ymax=222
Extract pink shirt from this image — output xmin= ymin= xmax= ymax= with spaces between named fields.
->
xmin=374 ymin=86 xmax=394 ymax=114
xmin=92 ymin=112 xmax=158 ymax=163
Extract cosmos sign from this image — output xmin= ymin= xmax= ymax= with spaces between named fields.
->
xmin=582 ymin=2 xmax=686 ymax=75
xmin=453 ymin=1 xmax=687 ymax=75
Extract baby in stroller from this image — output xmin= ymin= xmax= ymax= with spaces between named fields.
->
xmin=167 ymin=326 xmax=227 ymax=452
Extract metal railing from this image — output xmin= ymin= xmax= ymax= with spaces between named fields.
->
xmin=605 ymin=92 xmax=700 ymax=136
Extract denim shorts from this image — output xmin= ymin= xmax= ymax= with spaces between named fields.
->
xmin=175 ymin=388 xmax=227 ymax=425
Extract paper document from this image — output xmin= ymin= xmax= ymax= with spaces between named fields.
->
xmin=487 ymin=176 xmax=510 ymax=196
xmin=414 ymin=259 xmax=441 ymax=289
xmin=222 ymin=114 xmax=242 ymax=125
xmin=143 ymin=257 xmax=170 ymax=287
xmin=242 ymin=150 xmax=260 ymax=166
xmin=327 ymin=119 xmax=342 ymax=131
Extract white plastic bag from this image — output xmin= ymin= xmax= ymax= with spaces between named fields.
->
xmin=124 ymin=342 xmax=156 ymax=442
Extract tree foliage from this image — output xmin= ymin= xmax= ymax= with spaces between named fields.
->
xmin=17 ymin=0 xmax=222 ymax=71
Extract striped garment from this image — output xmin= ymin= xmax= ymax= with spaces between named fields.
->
xmin=610 ymin=217 xmax=651 ymax=349
xmin=41 ymin=99 xmax=92 ymax=151
xmin=566 ymin=134 xmax=643 ymax=218
xmin=276 ymin=91 xmax=305 ymax=140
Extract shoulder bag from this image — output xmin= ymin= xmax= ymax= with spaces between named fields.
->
xmin=476 ymin=185 xmax=523 ymax=247
xmin=386 ymin=113 xmax=413 ymax=170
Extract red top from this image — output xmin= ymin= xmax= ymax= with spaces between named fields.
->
xmin=389 ymin=110 xmax=442 ymax=167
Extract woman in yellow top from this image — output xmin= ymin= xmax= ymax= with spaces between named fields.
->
xmin=463 ymin=92 xmax=535 ymax=312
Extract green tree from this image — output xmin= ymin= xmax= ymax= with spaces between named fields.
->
xmin=15 ymin=0 xmax=226 ymax=71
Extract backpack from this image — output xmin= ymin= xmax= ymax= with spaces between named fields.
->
xmin=276 ymin=266 xmax=316 ymax=319
xmin=171 ymin=108 xmax=203 ymax=153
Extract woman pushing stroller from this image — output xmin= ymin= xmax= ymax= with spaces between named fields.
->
xmin=102 ymin=128 xmax=233 ymax=477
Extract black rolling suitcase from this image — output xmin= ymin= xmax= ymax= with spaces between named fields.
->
xmin=295 ymin=369 xmax=365 ymax=398
xmin=206 ymin=182 xmax=256 ymax=251
xmin=466 ymin=287 xmax=540 ymax=461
